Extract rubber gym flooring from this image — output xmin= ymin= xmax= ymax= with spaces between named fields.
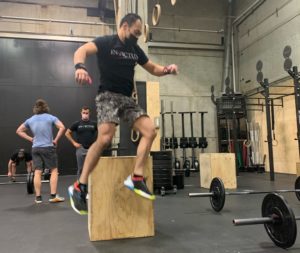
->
xmin=0 ymin=172 xmax=299 ymax=253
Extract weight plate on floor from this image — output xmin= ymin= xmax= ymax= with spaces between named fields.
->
xmin=153 ymin=167 xmax=172 ymax=172
xmin=295 ymin=176 xmax=300 ymax=201
xmin=209 ymin=177 xmax=225 ymax=212
xmin=262 ymin=193 xmax=297 ymax=248
xmin=153 ymin=160 xmax=173 ymax=166
xmin=26 ymin=172 xmax=34 ymax=194
xmin=154 ymin=177 xmax=172 ymax=182
xmin=151 ymin=151 xmax=172 ymax=160
xmin=153 ymin=173 xmax=173 ymax=178
xmin=154 ymin=176 xmax=172 ymax=181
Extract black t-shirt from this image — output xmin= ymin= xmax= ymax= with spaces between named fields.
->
xmin=69 ymin=120 xmax=98 ymax=149
xmin=93 ymin=34 xmax=149 ymax=97
xmin=10 ymin=151 xmax=32 ymax=164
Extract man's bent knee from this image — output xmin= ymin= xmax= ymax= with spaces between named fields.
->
xmin=97 ymin=135 xmax=113 ymax=148
xmin=51 ymin=168 xmax=58 ymax=174
xmin=34 ymin=170 xmax=42 ymax=177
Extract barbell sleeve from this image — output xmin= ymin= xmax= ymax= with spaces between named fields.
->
xmin=274 ymin=189 xmax=300 ymax=193
xmin=0 ymin=180 xmax=49 ymax=185
xmin=0 ymin=174 xmax=29 ymax=177
xmin=190 ymin=189 xmax=300 ymax=197
xmin=227 ymin=189 xmax=300 ymax=196
xmin=189 ymin=192 xmax=214 ymax=197
xmin=233 ymin=217 xmax=273 ymax=226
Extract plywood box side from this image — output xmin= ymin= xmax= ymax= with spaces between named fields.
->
xmin=88 ymin=156 xmax=154 ymax=241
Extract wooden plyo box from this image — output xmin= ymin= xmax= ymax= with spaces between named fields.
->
xmin=88 ymin=156 xmax=154 ymax=241
xmin=200 ymin=153 xmax=237 ymax=189
xmin=296 ymin=162 xmax=300 ymax=177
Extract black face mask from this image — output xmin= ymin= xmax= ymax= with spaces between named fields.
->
xmin=125 ymin=34 xmax=138 ymax=46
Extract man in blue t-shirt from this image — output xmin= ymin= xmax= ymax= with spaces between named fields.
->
xmin=69 ymin=13 xmax=178 ymax=215
xmin=65 ymin=106 xmax=97 ymax=178
xmin=16 ymin=99 xmax=66 ymax=204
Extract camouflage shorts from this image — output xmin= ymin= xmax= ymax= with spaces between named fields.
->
xmin=95 ymin=91 xmax=148 ymax=126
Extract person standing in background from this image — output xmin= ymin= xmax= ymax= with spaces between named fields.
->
xmin=16 ymin=99 xmax=65 ymax=204
xmin=65 ymin=106 xmax=97 ymax=178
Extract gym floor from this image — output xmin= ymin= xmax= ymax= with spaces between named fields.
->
xmin=0 ymin=172 xmax=299 ymax=253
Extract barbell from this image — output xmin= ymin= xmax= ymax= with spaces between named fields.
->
xmin=0 ymin=172 xmax=50 ymax=194
xmin=0 ymin=173 xmax=30 ymax=185
xmin=189 ymin=177 xmax=300 ymax=212
xmin=0 ymin=174 xmax=29 ymax=178
xmin=0 ymin=169 xmax=50 ymax=181
xmin=233 ymin=193 xmax=299 ymax=248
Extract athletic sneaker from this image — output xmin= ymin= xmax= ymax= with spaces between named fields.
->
xmin=68 ymin=182 xmax=88 ymax=215
xmin=49 ymin=194 xmax=65 ymax=203
xmin=35 ymin=196 xmax=42 ymax=204
xmin=124 ymin=175 xmax=155 ymax=200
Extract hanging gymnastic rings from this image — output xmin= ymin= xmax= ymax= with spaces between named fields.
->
xmin=152 ymin=4 xmax=161 ymax=26
xmin=144 ymin=23 xmax=150 ymax=43
xmin=243 ymin=139 xmax=252 ymax=148
xmin=131 ymin=129 xmax=140 ymax=143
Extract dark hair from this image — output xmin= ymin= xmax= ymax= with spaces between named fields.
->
xmin=119 ymin=13 xmax=142 ymax=28
xmin=33 ymin=99 xmax=49 ymax=114
xmin=81 ymin=106 xmax=90 ymax=111
xmin=17 ymin=148 xmax=25 ymax=158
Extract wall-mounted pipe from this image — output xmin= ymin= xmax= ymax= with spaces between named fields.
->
xmin=239 ymin=3 xmax=300 ymax=52
xmin=238 ymin=0 xmax=291 ymax=38
xmin=231 ymin=28 xmax=237 ymax=92
xmin=0 ymin=32 xmax=95 ymax=42
xmin=0 ymin=15 xmax=115 ymax=26
xmin=233 ymin=0 xmax=266 ymax=26
xmin=221 ymin=0 xmax=234 ymax=93
xmin=150 ymin=26 xmax=224 ymax=34
xmin=148 ymin=41 xmax=224 ymax=51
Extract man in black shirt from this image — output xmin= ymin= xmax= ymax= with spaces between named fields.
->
xmin=69 ymin=13 xmax=178 ymax=215
xmin=65 ymin=106 xmax=97 ymax=178
xmin=8 ymin=148 xmax=33 ymax=182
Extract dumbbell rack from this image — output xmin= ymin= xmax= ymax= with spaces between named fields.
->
xmin=178 ymin=112 xmax=191 ymax=177
xmin=188 ymin=112 xmax=199 ymax=173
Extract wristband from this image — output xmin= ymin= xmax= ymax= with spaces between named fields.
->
xmin=75 ymin=63 xmax=87 ymax=71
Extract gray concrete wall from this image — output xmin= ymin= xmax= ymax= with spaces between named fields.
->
xmin=0 ymin=1 xmax=115 ymax=39
xmin=146 ymin=0 xmax=227 ymax=154
xmin=234 ymin=0 xmax=258 ymax=16
xmin=234 ymin=0 xmax=300 ymax=174
xmin=148 ymin=47 xmax=223 ymax=155
xmin=147 ymin=0 xmax=225 ymax=45
xmin=236 ymin=0 xmax=300 ymax=92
